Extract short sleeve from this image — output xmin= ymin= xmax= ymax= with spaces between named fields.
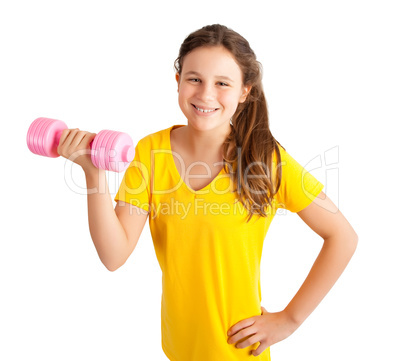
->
xmin=273 ymin=145 xmax=324 ymax=213
xmin=114 ymin=140 xmax=151 ymax=212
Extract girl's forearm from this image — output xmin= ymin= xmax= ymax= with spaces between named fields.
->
xmin=284 ymin=233 xmax=358 ymax=328
xmin=85 ymin=169 xmax=129 ymax=271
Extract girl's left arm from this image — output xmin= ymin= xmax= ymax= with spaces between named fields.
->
xmin=227 ymin=191 xmax=358 ymax=355
xmin=283 ymin=190 xmax=358 ymax=326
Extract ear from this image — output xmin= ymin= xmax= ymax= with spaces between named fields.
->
xmin=239 ymin=85 xmax=252 ymax=103
xmin=175 ymin=72 xmax=180 ymax=92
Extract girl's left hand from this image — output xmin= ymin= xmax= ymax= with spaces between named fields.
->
xmin=227 ymin=307 xmax=299 ymax=357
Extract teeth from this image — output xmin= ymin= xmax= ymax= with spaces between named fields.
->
xmin=195 ymin=105 xmax=216 ymax=113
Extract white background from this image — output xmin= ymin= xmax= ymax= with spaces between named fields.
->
xmin=1 ymin=0 xmax=400 ymax=360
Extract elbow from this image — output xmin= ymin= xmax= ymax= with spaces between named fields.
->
xmin=343 ymin=230 xmax=359 ymax=258
xmin=104 ymin=254 xmax=131 ymax=272
xmin=106 ymin=264 xmax=119 ymax=272
xmin=99 ymin=245 xmax=130 ymax=272
xmin=352 ymin=230 xmax=359 ymax=252
xmin=97 ymin=239 xmax=132 ymax=272
xmin=324 ymin=229 xmax=358 ymax=255
xmin=103 ymin=259 xmax=124 ymax=272
xmin=348 ymin=233 xmax=358 ymax=264
xmin=348 ymin=224 xmax=359 ymax=249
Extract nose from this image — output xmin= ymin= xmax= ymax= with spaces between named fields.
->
xmin=197 ymin=82 xmax=216 ymax=102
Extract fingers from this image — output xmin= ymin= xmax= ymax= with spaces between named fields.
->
xmin=228 ymin=325 xmax=258 ymax=346
xmin=58 ymin=129 xmax=94 ymax=152
xmin=58 ymin=128 xmax=72 ymax=149
xmin=235 ymin=333 xmax=261 ymax=350
xmin=59 ymin=128 xmax=86 ymax=148
xmin=228 ymin=325 xmax=268 ymax=356
xmin=228 ymin=318 xmax=255 ymax=337
xmin=251 ymin=341 xmax=269 ymax=356
xmin=58 ymin=128 xmax=80 ymax=154
xmin=57 ymin=128 xmax=97 ymax=171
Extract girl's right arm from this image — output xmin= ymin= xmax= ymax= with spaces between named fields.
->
xmin=58 ymin=129 xmax=148 ymax=271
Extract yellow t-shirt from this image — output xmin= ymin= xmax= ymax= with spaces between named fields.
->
xmin=114 ymin=125 xmax=324 ymax=361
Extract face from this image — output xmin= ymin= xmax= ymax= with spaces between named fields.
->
xmin=176 ymin=46 xmax=251 ymax=132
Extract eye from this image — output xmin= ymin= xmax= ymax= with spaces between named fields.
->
xmin=217 ymin=82 xmax=229 ymax=86
xmin=189 ymin=78 xmax=200 ymax=83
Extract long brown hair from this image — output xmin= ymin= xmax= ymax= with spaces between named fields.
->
xmin=174 ymin=24 xmax=283 ymax=222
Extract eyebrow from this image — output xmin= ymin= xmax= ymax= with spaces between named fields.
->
xmin=183 ymin=71 xmax=234 ymax=83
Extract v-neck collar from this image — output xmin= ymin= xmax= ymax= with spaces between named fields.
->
xmin=166 ymin=125 xmax=226 ymax=195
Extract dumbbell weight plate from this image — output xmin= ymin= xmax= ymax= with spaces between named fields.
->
xmin=38 ymin=118 xmax=56 ymax=156
xmin=108 ymin=132 xmax=135 ymax=172
xmin=90 ymin=129 xmax=134 ymax=172
xmin=92 ymin=130 xmax=124 ymax=172
xmin=91 ymin=129 xmax=110 ymax=170
xmin=100 ymin=130 xmax=118 ymax=171
xmin=104 ymin=130 xmax=120 ymax=170
xmin=27 ymin=117 xmax=68 ymax=157
xmin=27 ymin=117 xmax=52 ymax=156
xmin=41 ymin=119 xmax=68 ymax=157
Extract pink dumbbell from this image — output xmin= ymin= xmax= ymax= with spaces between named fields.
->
xmin=27 ymin=117 xmax=135 ymax=172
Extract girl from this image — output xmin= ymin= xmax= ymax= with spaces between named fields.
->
xmin=57 ymin=24 xmax=358 ymax=360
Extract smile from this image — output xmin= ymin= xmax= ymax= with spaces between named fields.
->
xmin=192 ymin=104 xmax=218 ymax=113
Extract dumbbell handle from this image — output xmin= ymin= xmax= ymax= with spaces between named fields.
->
xmin=27 ymin=117 xmax=135 ymax=172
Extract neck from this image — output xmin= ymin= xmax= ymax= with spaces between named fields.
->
xmin=184 ymin=122 xmax=232 ymax=157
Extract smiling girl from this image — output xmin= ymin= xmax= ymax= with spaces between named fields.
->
xmin=57 ymin=24 xmax=358 ymax=360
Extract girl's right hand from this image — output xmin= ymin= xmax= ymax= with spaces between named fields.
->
xmin=57 ymin=128 xmax=98 ymax=174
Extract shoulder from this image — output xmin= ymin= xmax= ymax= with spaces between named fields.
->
xmin=272 ymin=142 xmax=325 ymax=212
xmin=270 ymin=142 xmax=287 ymax=175
xmin=272 ymin=142 xmax=304 ymax=173
xmin=136 ymin=125 xmax=173 ymax=150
